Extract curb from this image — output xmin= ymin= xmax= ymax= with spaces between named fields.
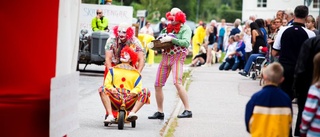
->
xmin=162 ymin=68 xmax=193 ymax=136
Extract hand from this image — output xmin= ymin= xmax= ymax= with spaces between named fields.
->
xmin=160 ymin=35 xmax=173 ymax=43
xmin=110 ymin=88 xmax=118 ymax=95
xmin=126 ymin=93 xmax=137 ymax=100
xmin=147 ymin=42 xmax=154 ymax=49
xmin=96 ymin=15 xmax=100 ymax=19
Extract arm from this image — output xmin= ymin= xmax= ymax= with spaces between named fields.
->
xmin=104 ymin=68 xmax=114 ymax=90
xmin=251 ymin=30 xmax=257 ymax=47
xmin=137 ymin=51 xmax=145 ymax=73
xmin=130 ymin=75 xmax=142 ymax=95
xmin=172 ymin=25 xmax=192 ymax=48
xmin=300 ymin=85 xmax=319 ymax=134
xmin=91 ymin=18 xmax=99 ymax=31
xmin=245 ymin=97 xmax=255 ymax=133
xmin=272 ymin=27 xmax=284 ymax=57
xmin=104 ymin=38 xmax=113 ymax=69
xmin=100 ymin=17 xmax=108 ymax=30
xmin=294 ymin=38 xmax=314 ymax=97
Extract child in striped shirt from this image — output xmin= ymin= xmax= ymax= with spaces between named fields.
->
xmin=300 ymin=52 xmax=320 ymax=137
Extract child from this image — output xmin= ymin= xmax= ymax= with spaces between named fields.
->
xmin=300 ymin=52 xmax=320 ymax=137
xmin=211 ymin=42 xmax=221 ymax=64
xmin=245 ymin=62 xmax=292 ymax=137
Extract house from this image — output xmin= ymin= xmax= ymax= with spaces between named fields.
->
xmin=242 ymin=0 xmax=320 ymax=21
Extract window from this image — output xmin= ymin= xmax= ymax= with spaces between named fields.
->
xmin=313 ymin=0 xmax=320 ymax=8
xmin=257 ymin=0 xmax=267 ymax=8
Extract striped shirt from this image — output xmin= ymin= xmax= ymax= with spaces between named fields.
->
xmin=300 ymin=83 xmax=320 ymax=137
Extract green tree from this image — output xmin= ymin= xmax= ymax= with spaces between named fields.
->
xmin=172 ymin=0 xmax=197 ymax=21
xmin=139 ymin=0 xmax=172 ymax=23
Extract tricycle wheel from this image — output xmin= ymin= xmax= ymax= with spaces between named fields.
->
xmin=252 ymin=73 xmax=256 ymax=80
xmin=131 ymin=120 xmax=136 ymax=128
xmin=118 ymin=111 xmax=125 ymax=130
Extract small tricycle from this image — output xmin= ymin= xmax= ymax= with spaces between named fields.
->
xmin=104 ymin=92 xmax=136 ymax=130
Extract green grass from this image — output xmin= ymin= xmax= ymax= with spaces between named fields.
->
xmin=154 ymin=54 xmax=193 ymax=64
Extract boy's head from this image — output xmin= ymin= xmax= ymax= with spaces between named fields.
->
xmin=262 ymin=62 xmax=284 ymax=85
xmin=120 ymin=46 xmax=138 ymax=65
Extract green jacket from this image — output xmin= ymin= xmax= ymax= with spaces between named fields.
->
xmin=91 ymin=16 xmax=108 ymax=31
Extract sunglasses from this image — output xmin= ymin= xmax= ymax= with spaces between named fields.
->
xmin=97 ymin=12 xmax=102 ymax=14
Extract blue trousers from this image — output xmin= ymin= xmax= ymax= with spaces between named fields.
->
xmin=243 ymin=54 xmax=264 ymax=73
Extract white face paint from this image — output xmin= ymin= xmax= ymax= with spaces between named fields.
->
xmin=120 ymin=51 xmax=131 ymax=63
xmin=118 ymin=28 xmax=127 ymax=40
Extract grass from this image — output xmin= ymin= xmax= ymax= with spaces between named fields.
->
xmin=153 ymin=54 xmax=193 ymax=64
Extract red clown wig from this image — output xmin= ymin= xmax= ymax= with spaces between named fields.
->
xmin=121 ymin=46 xmax=138 ymax=66
xmin=165 ymin=8 xmax=186 ymax=24
xmin=113 ymin=23 xmax=134 ymax=40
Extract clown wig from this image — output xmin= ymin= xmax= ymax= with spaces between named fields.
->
xmin=113 ymin=23 xmax=134 ymax=40
xmin=121 ymin=46 xmax=138 ymax=66
xmin=165 ymin=8 xmax=186 ymax=24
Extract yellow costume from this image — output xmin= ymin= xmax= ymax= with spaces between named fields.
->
xmin=192 ymin=26 xmax=206 ymax=58
xmin=138 ymin=34 xmax=155 ymax=65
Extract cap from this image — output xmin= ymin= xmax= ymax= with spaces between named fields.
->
xmin=161 ymin=17 xmax=166 ymax=22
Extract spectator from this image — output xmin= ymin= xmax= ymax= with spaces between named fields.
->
xmin=300 ymin=52 xmax=320 ymax=137
xmin=243 ymin=20 xmax=253 ymax=61
xmin=245 ymin=62 xmax=292 ymax=137
xmin=189 ymin=45 xmax=207 ymax=67
xmin=294 ymin=36 xmax=320 ymax=137
xmin=91 ymin=9 xmax=109 ymax=32
xmin=230 ymin=19 xmax=241 ymax=36
xmin=159 ymin=17 xmax=167 ymax=32
xmin=192 ymin=21 xmax=206 ymax=58
xmin=306 ymin=15 xmax=319 ymax=35
xmin=140 ymin=21 xmax=154 ymax=36
xmin=219 ymin=35 xmax=237 ymax=70
xmin=217 ymin=19 xmax=226 ymax=52
xmin=284 ymin=8 xmax=294 ymax=25
xmin=272 ymin=5 xmax=316 ymax=136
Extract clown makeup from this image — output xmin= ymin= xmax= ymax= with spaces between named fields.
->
xmin=118 ymin=29 xmax=127 ymax=40
xmin=120 ymin=51 xmax=131 ymax=63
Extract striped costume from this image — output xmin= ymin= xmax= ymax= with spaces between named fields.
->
xmin=245 ymin=85 xmax=292 ymax=137
xmin=155 ymin=24 xmax=192 ymax=86
xmin=104 ymin=64 xmax=150 ymax=111
xmin=300 ymin=83 xmax=320 ymax=137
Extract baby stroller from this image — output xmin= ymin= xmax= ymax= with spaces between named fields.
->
xmin=248 ymin=56 xmax=267 ymax=80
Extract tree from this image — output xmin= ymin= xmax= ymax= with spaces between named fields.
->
xmin=139 ymin=0 xmax=172 ymax=23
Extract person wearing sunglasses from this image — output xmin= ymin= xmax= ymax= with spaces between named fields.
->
xmin=91 ymin=9 xmax=109 ymax=32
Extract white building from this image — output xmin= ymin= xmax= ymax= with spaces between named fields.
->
xmin=242 ymin=0 xmax=320 ymax=21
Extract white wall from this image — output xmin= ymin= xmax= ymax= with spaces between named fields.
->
xmin=242 ymin=0 xmax=319 ymax=22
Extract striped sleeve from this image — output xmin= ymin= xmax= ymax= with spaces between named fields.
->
xmin=300 ymin=85 xmax=320 ymax=133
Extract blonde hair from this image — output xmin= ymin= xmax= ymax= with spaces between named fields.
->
xmin=263 ymin=62 xmax=284 ymax=84
xmin=313 ymin=52 xmax=320 ymax=84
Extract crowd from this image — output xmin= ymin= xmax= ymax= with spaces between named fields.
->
xmin=91 ymin=3 xmax=320 ymax=136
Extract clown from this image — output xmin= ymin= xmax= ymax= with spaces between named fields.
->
xmin=103 ymin=46 xmax=150 ymax=123
xmin=99 ymin=22 xmax=145 ymax=122
xmin=148 ymin=8 xmax=193 ymax=119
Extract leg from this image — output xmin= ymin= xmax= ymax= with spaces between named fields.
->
xmin=219 ymin=62 xmax=226 ymax=70
xmin=206 ymin=48 xmax=212 ymax=65
xmin=171 ymin=53 xmax=192 ymax=118
xmin=98 ymin=87 xmax=113 ymax=115
xmin=148 ymin=54 xmax=170 ymax=119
